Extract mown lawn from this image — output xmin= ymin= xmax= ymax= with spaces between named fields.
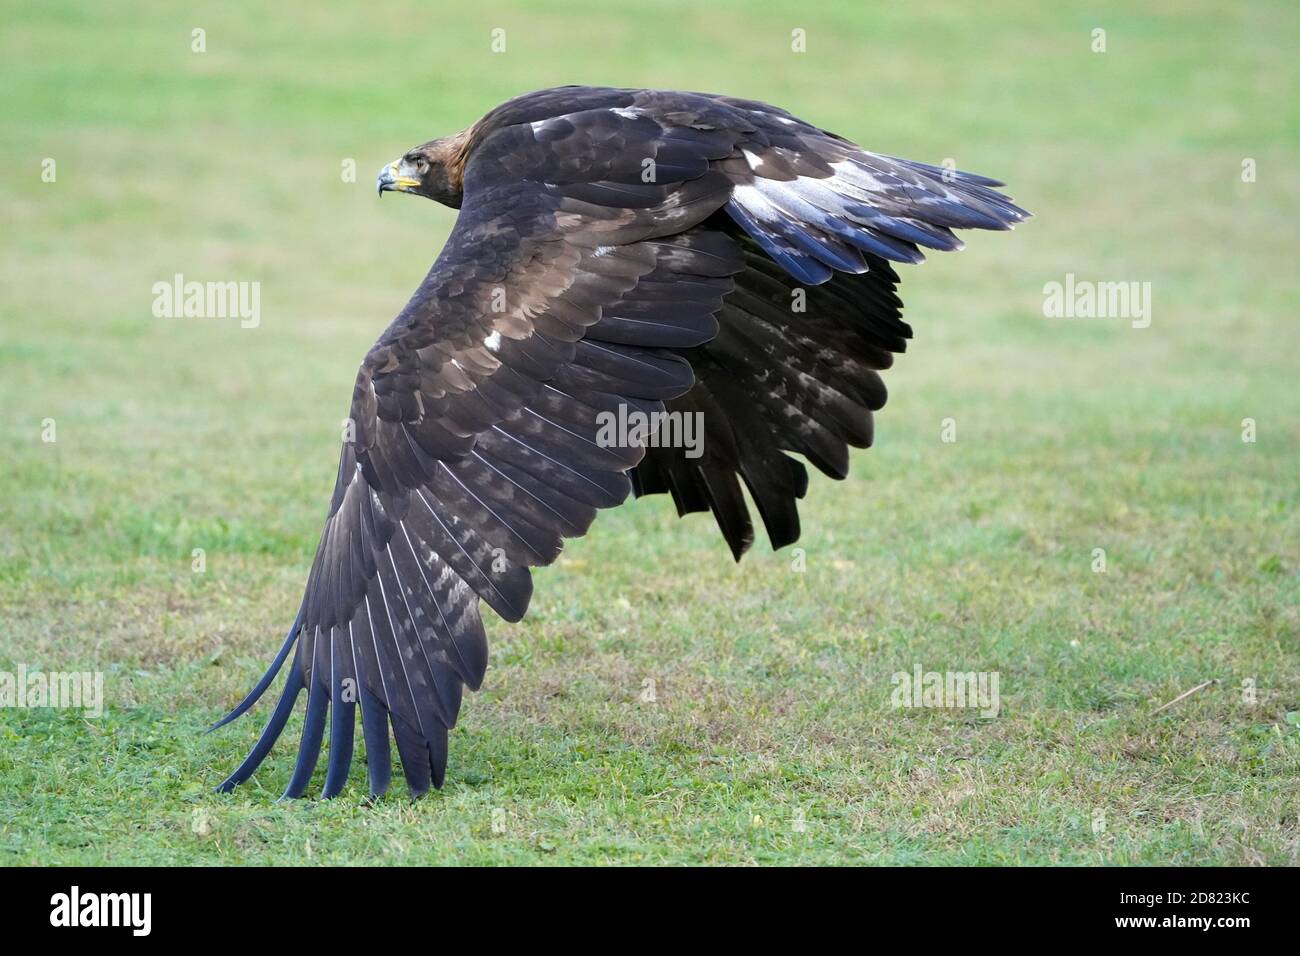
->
xmin=1 ymin=0 xmax=1297 ymax=865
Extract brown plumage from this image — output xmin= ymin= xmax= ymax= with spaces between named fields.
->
xmin=212 ymin=85 xmax=1029 ymax=798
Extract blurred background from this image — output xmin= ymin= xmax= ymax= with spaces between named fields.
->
xmin=1 ymin=1 xmax=1296 ymax=864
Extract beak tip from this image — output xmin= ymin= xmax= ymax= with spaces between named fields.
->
xmin=376 ymin=162 xmax=397 ymax=198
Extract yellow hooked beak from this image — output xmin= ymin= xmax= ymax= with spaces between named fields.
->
xmin=376 ymin=159 xmax=421 ymax=196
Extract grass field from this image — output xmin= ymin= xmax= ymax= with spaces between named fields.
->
xmin=1 ymin=0 xmax=1298 ymax=865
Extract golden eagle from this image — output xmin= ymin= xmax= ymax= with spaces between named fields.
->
xmin=213 ymin=85 xmax=1028 ymax=798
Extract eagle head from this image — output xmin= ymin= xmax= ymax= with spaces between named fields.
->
xmin=376 ymin=130 xmax=471 ymax=209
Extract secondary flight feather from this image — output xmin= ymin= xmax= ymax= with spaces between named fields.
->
xmin=212 ymin=85 xmax=1029 ymax=798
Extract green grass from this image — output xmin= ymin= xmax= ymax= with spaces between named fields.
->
xmin=1 ymin=0 xmax=1298 ymax=865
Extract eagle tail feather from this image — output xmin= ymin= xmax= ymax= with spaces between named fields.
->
xmin=279 ymin=668 xmax=329 ymax=800
xmin=214 ymin=654 xmax=306 ymax=794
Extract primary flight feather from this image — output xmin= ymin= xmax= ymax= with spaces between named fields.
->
xmin=212 ymin=85 xmax=1029 ymax=798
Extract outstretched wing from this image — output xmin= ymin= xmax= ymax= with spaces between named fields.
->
xmin=213 ymin=86 xmax=1027 ymax=798
xmin=620 ymin=89 xmax=1027 ymax=559
xmin=213 ymin=97 xmax=747 ymax=798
